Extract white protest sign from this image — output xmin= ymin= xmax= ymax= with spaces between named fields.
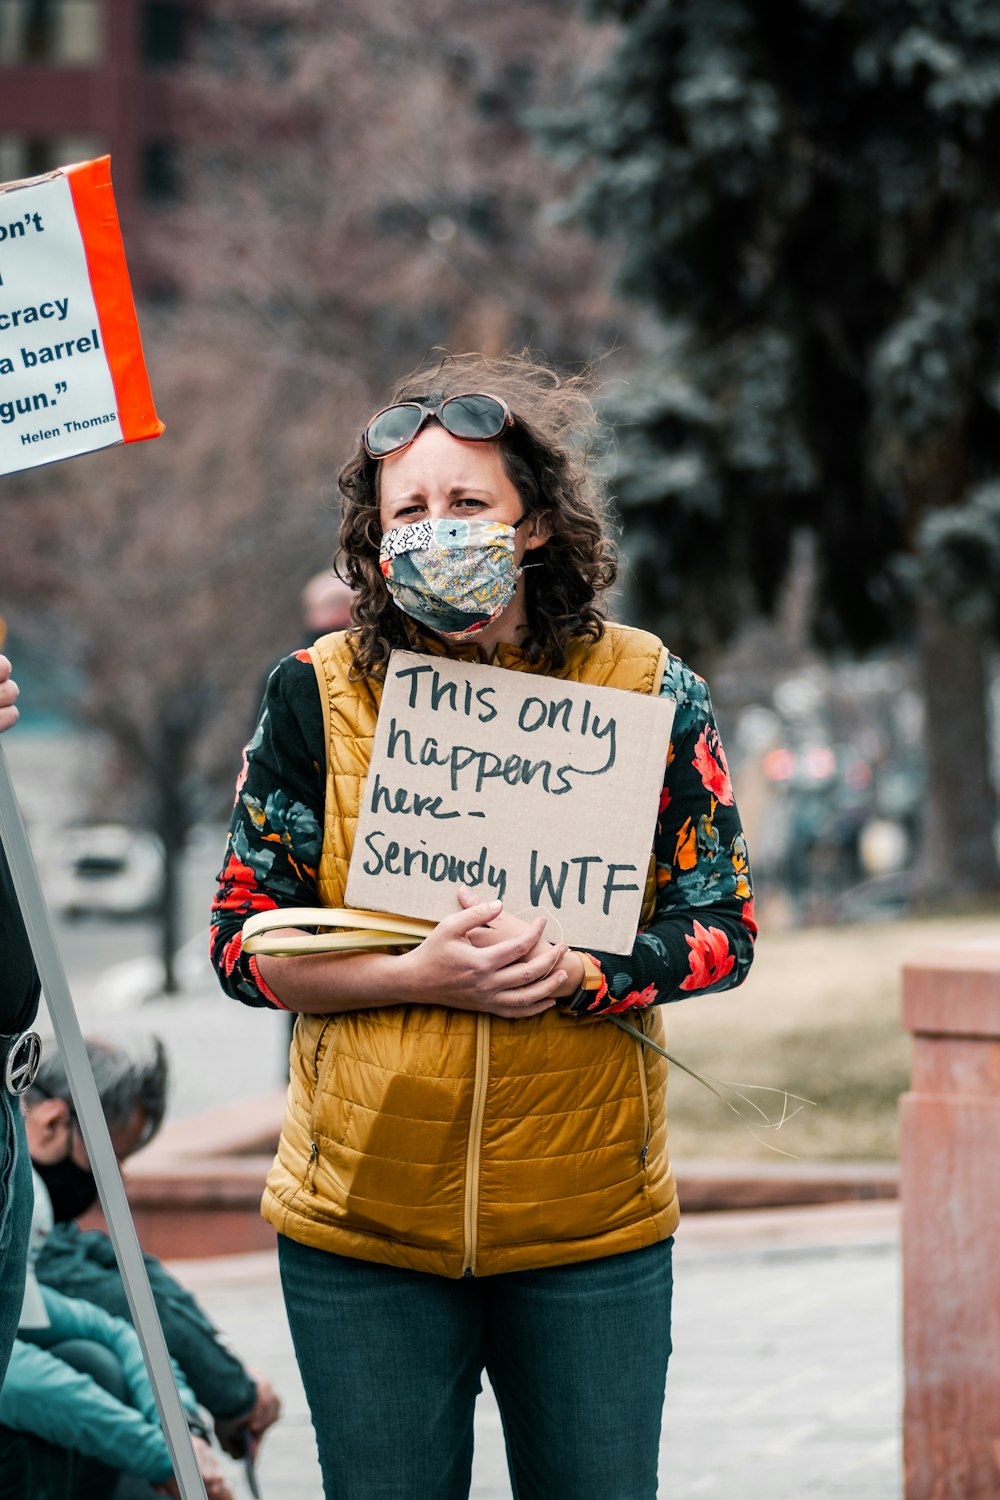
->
xmin=0 ymin=158 xmax=162 ymax=475
xmin=346 ymin=651 xmax=675 ymax=954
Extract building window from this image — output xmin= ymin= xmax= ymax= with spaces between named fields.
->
xmin=0 ymin=2 xmax=105 ymax=66
xmin=0 ymin=133 xmax=105 ymax=183
xmin=142 ymin=3 xmax=188 ymax=68
xmin=141 ymin=141 xmax=182 ymax=203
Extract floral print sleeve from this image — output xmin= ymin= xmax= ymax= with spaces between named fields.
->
xmin=211 ymin=647 xmax=755 ymax=1015
xmin=563 ymin=654 xmax=757 ymax=1016
xmin=209 ymin=653 xmax=326 ymax=1009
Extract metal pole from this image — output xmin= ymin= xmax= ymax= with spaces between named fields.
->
xmin=0 ymin=742 xmax=208 ymax=1500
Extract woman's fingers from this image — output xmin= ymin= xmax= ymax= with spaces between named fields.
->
xmin=439 ymin=897 xmax=503 ymax=937
xmin=490 ymin=942 xmax=567 ymax=992
xmin=0 ymin=659 xmax=20 ymax=733
xmin=488 ymin=971 xmax=566 ymax=1017
xmin=479 ymin=913 xmax=549 ymax=969
xmin=404 ymin=897 xmax=565 ymax=1017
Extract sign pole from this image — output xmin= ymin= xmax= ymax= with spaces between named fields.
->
xmin=0 ymin=743 xmax=208 ymax=1500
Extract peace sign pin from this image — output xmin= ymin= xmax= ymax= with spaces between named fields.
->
xmin=4 ymin=1031 xmax=41 ymax=1096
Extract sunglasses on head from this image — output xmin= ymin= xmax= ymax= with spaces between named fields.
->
xmin=364 ymin=391 xmax=514 ymax=459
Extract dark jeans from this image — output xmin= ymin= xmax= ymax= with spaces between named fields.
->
xmin=278 ymin=1233 xmax=673 ymax=1500
xmin=0 ymin=1093 xmax=31 ymax=1385
xmin=0 ymin=1339 xmax=160 ymax=1500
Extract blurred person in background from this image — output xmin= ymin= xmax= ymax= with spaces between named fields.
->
xmin=0 ymin=652 xmax=42 ymax=1383
xmin=255 ymin=569 xmax=356 ymax=721
xmin=210 ymin=352 xmax=757 ymax=1500
xmin=22 ymin=1037 xmax=282 ymax=1463
xmin=301 ymin=570 xmax=355 ymax=640
xmin=0 ymin=1166 xmax=232 ymax=1499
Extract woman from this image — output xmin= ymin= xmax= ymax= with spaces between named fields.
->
xmin=210 ymin=352 xmax=757 ymax=1500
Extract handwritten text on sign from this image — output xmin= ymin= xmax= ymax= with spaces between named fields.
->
xmin=345 ymin=651 xmax=676 ymax=954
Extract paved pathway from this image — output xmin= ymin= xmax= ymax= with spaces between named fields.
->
xmin=175 ymin=1203 xmax=902 ymax=1500
xmin=661 ymin=1207 xmax=900 ymax=1499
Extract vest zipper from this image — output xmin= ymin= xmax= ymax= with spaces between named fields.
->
xmin=303 ymin=1016 xmax=343 ymax=1195
xmin=462 ymin=1012 xmax=491 ymax=1276
xmin=634 ymin=1028 xmax=651 ymax=1166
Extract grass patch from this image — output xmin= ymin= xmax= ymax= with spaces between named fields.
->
xmin=658 ymin=910 xmax=999 ymax=1163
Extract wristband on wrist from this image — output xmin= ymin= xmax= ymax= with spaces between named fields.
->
xmin=565 ymin=952 xmax=607 ymax=1011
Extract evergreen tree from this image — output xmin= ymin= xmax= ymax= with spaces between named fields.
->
xmin=549 ymin=0 xmax=1000 ymax=898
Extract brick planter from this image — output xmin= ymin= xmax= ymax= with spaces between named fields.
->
xmin=78 ymin=1092 xmax=289 ymax=1258
xmin=901 ymin=943 xmax=1000 ymax=1499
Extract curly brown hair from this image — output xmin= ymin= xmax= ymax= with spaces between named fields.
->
xmin=337 ymin=350 xmax=618 ymax=677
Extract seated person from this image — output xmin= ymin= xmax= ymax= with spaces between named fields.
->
xmin=23 ymin=1036 xmax=281 ymax=1460
xmin=0 ymin=1168 xmax=233 ymax=1499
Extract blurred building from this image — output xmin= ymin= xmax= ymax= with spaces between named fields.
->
xmin=0 ymin=1 xmax=198 ymax=282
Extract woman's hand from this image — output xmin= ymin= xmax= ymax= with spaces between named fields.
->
xmin=397 ymin=896 xmax=568 ymax=1019
xmin=456 ymin=886 xmax=550 ymax=956
xmin=0 ymin=656 xmax=20 ymax=733
xmin=456 ymin=886 xmax=585 ymax=998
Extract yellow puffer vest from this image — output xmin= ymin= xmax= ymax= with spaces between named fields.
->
xmin=261 ymin=623 xmax=680 ymax=1276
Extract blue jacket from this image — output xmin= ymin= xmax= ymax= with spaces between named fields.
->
xmin=0 ymin=1282 xmax=201 ymax=1484
xmin=37 ymin=1220 xmax=258 ymax=1420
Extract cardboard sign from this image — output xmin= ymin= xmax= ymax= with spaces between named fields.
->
xmin=345 ymin=651 xmax=676 ymax=954
xmin=0 ymin=157 xmax=162 ymax=475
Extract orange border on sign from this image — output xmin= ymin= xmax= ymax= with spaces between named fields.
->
xmin=65 ymin=156 xmax=164 ymax=445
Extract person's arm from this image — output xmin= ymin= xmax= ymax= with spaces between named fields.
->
xmin=561 ymin=654 xmax=757 ymax=1016
xmin=1 ymin=1335 xmax=232 ymax=1497
xmin=135 ymin=1251 xmax=264 ymax=1424
xmin=38 ymin=1224 xmax=260 ymax=1421
xmin=32 ymin=1283 xmax=202 ymax=1427
xmin=210 ymin=652 xmax=325 ymax=1011
xmin=0 ymin=1339 xmax=176 ymax=1484
xmin=210 ymin=654 xmax=568 ymax=1019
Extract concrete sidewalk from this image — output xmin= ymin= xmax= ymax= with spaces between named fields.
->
xmin=172 ymin=1202 xmax=902 ymax=1500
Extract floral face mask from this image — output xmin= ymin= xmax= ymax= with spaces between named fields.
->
xmin=379 ymin=516 xmax=525 ymax=639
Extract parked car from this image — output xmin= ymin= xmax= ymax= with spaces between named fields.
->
xmin=50 ymin=825 xmax=162 ymax=920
